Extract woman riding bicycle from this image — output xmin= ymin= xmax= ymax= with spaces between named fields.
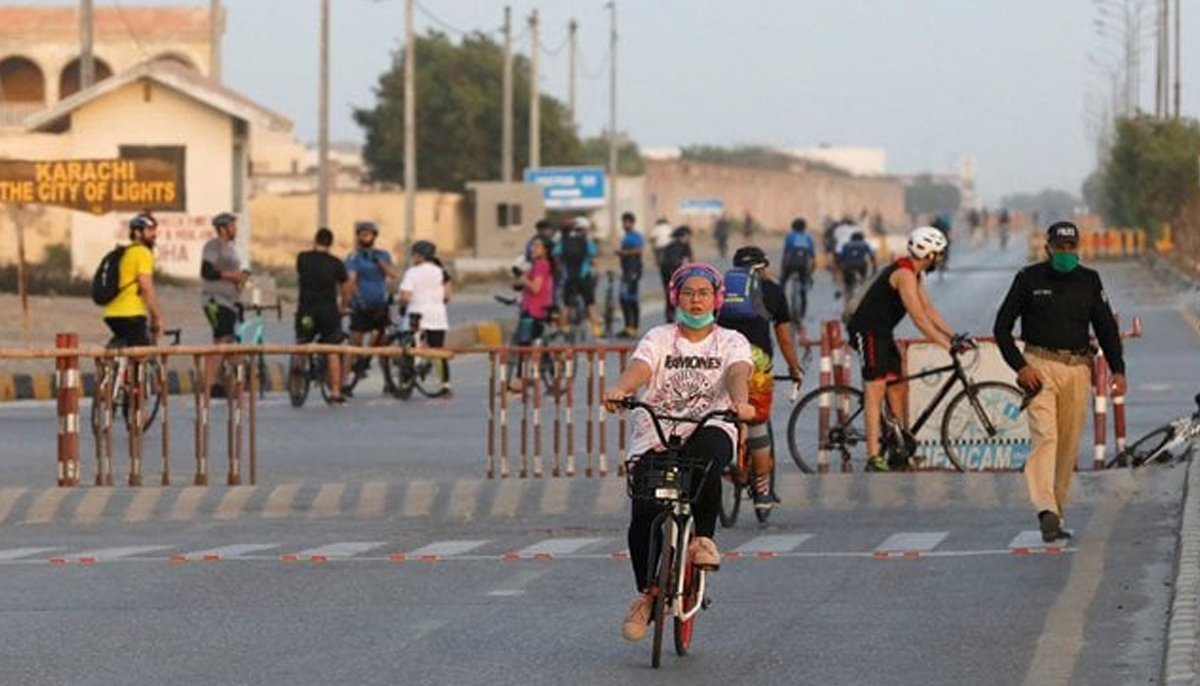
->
xmin=506 ymin=236 xmax=556 ymax=393
xmin=603 ymin=262 xmax=755 ymax=643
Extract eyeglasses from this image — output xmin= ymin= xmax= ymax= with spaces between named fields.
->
xmin=679 ymin=288 xmax=715 ymax=300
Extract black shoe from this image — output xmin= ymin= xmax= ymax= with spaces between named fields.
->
xmin=1039 ymin=510 xmax=1064 ymax=543
xmin=341 ymin=385 xmax=355 ymax=399
xmin=327 ymin=395 xmax=347 ymax=405
xmin=209 ymin=384 xmax=227 ymax=399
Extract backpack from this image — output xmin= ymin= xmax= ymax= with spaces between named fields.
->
xmin=782 ymin=235 xmax=814 ymax=274
xmin=839 ymin=242 xmax=872 ymax=269
xmin=560 ymin=234 xmax=589 ymax=279
xmin=91 ymin=245 xmax=129 ymax=305
xmin=660 ymin=241 xmax=689 ymax=273
xmin=719 ymin=266 xmax=769 ymax=320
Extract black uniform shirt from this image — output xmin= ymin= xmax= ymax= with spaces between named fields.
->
xmin=993 ymin=261 xmax=1125 ymax=375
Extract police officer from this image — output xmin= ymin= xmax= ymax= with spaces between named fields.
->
xmin=993 ymin=221 xmax=1127 ymax=543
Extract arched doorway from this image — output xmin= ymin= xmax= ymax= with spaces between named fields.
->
xmin=0 ymin=56 xmax=46 ymax=103
xmin=59 ymin=57 xmax=113 ymax=99
xmin=153 ymin=53 xmax=198 ymax=71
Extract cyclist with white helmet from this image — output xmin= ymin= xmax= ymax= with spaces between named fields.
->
xmin=845 ymin=226 xmax=962 ymax=471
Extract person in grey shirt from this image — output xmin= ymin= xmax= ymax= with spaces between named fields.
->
xmin=201 ymin=212 xmax=249 ymax=396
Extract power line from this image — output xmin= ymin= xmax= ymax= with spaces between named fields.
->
xmin=413 ymin=0 xmax=501 ymax=37
xmin=540 ymin=34 xmax=568 ymax=56
xmin=577 ymin=43 xmax=609 ymax=81
xmin=110 ymin=0 xmax=151 ymax=58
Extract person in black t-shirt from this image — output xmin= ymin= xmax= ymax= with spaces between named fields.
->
xmin=717 ymin=246 xmax=805 ymax=512
xmin=296 ymin=227 xmax=350 ymax=403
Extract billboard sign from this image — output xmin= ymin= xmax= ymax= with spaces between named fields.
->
xmin=523 ymin=166 xmax=606 ymax=209
xmin=0 ymin=156 xmax=184 ymax=214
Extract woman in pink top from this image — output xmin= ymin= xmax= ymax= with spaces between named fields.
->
xmin=507 ymin=237 xmax=555 ymax=392
xmin=603 ymin=262 xmax=755 ymax=643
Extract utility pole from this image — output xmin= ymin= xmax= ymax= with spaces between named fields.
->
xmin=80 ymin=0 xmax=94 ymax=90
xmin=528 ymin=10 xmax=540 ymax=171
xmin=210 ymin=0 xmax=223 ymax=82
xmin=502 ymin=6 xmax=513 ymax=182
xmin=317 ymin=0 xmax=330 ymax=230
xmin=607 ymin=2 xmax=618 ymax=242
xmin=1174 ymin=0 xmax=1181 ymax=118
xmin=568 ymin=19 xmax=578 ymax=128
xmin=403 ymin=0 xmax=417 ymax=268
xmin=1157 ymin=0 xmax=1168 ymax=117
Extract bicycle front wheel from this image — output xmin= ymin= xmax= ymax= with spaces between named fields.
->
xmin=650 ymin=543 xmax=672 ymax=669
xmin=1107 ymin=426 xmax=1174 ymax=468
xmin=287 ymin=354 xmax=310 ymax=408
xmin=674 ymin=556 xmax=700 ymax=656
xmin=787 ymin=385 xmax=865 ymax=473
xmin=941 ymin=381 xmax=1029 ymax=472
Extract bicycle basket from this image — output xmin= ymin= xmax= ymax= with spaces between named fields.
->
xmin=624 ymin=452 xmax=711 ymax=503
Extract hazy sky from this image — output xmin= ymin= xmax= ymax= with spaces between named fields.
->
xmin=26 ymin=1 xmax=1200 ymax=204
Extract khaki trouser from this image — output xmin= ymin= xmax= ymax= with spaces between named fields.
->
xmin=1024 ymin=354 xmax=1092 ymax=516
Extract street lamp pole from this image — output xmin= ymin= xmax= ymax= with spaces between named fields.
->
xmin=317 ymin=0 xmax=330 ymax=230
xmin=607 ymin=1 xmax=617 ymax=243
xmin=403 ymin=0 xmax=416 ymax=268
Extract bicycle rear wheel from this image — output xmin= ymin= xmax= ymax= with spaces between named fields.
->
xmin=414 ymin=355 xmax=449 ymax=398
xmin=941 ymin=381 xmax=1029 ymax=472
xmin=539 ymin=350 xmax=567 ymax=398
xmin=1107 ymin=426 xmax=1174 ymax=468
xmin=718 ymin=466 xmax=741 ymax=529
xmin=287 ymin=354 xmax=310 ymax=408
xmin=119 ymin=360 xmax=162 ymax=433
xmin=787 ymin=385 xmax=865 ymax=473
xmin=650 ymin=542 xmax=672 ymax=669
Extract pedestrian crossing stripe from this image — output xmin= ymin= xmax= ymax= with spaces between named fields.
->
xmin=0 ymin=531 xmax=1077 ymax=566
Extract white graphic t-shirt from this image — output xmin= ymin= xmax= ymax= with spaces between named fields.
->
xmin=628 ymin=323 xmax=753 ymax=456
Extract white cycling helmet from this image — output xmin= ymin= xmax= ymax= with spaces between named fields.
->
xmin=907 ymin=226 xmax=948 ymax=260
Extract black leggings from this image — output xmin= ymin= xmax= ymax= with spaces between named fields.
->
xmin=628 ymin=426 xmax=734 ymax=591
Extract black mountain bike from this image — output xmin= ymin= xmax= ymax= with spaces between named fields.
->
xmin=786 ymin=336 xmax=1030 ymax=472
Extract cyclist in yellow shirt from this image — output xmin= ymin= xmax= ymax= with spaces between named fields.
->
xmin=102 ymin=214 xmax=166 ymax=345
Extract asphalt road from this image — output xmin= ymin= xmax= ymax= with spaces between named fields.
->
xmin=1 ymin=230 xmax=1198 ymax=685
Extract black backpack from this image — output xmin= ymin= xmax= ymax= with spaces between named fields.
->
xmin=560 ymin=234 xmax=589 ymax=279
xmin=91 ymin=245 xmax=130 ymax=305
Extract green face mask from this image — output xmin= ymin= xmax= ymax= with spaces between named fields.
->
xmin=676 ymin=310 xmax=715 ymax=329
xmin=1050 ymin=252 xmax=1080 ymax=273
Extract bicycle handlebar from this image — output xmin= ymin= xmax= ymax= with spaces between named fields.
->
xmin=244 ymin=298 xmax=284 ymax=320
xmin=159 ymin=328 xmax=182 ymax=345
xmin=610 ymin=397 xmax=739 ymax=449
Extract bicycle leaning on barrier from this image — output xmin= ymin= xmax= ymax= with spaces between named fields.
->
xmin=1106 ymin=393 xmax=1200 ymax=468
xmin=91 ymin=328 xmax=182 ymax=436
xmin=786 ymin=335 xmax=1031 ymax=472
xmin=385 ymin=311 xmax=450 ymax=399
xmin=231 ymin=296 xmax=283 ymax=399
xmin=617 ymin=398 xmax=740 ymax=668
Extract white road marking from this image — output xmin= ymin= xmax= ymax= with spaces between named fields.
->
xmin=69 ymin=545 xmax=172 ymax=560
xmin=0 ymin=547 xmax=58 ymax=561
xmin=295 ymin=541 xmax=388 ymax=559
xmin=733 ymin=535 xmax=814 ymax=554
xmin=187 ymin=543 xmax=282 ymax=559
xmin=1009 ymin=531 xmax=1062 ymax=550
xmin=407 ymin=540 xmax=490 ymax=557
xmin=515 ymin=537 xmax=608 ymax=556
xmin=875 ymin=532 xmax=949 ymax=553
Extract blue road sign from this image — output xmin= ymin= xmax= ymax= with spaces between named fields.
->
xmin=523 ymin=167 xmax=606 ymax=209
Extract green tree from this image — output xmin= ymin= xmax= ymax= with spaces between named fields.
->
xmin=904 ymin=175 xmax=961 ymax=217
xmin=1098 ymin=115 xmax=1200 ymax=235
xmin=580 ymin=135 xmax=644 ymax=175
xmin=354 ymin=31 xmax=582 ymax=191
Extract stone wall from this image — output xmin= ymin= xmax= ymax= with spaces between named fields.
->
xmin=248 ymin=191 xmax=470 ymax=269
xmin=641 ymin=159 xmax=907 ymax=234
